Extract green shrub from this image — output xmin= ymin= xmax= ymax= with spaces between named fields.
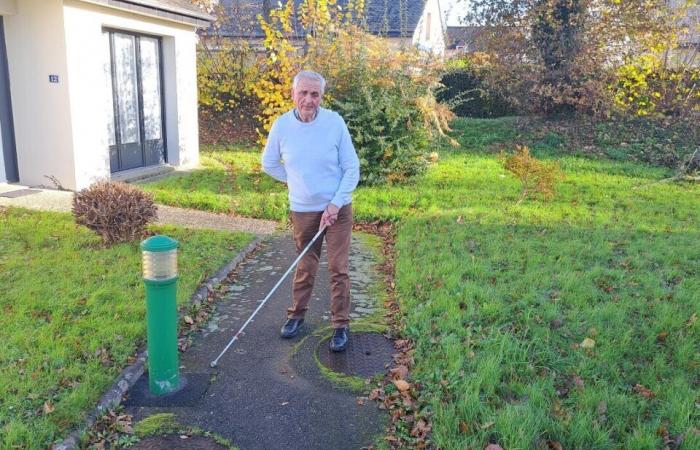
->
xmin=333 ymin=80 xmax=431 ymax=185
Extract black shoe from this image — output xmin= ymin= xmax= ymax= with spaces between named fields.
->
xmin=330 ymin=327 xmax=349 ymax=352
xmin=280 ymin=318 xmax=304 ymax=338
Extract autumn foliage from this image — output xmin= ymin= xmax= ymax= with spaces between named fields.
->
xmin=503 ymin=146 xmax=563 ymax=202
xmin=461 ymin=0 xmax=699 ymax=118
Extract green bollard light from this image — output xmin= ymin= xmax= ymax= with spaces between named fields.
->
xmin=140 ymin=235 xmax=180 ymax=396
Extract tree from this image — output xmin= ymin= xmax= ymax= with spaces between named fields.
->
xmin=463 ymin=0 xmax=685 ymax=115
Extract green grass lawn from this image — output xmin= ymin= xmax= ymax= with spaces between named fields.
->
xmin=141 ymin=149 xmax=289 ymax=221
xmin=148 ymin=116 xmax=699 ymax=448
xmin=0 ymin=208 xmax=253 ymax=449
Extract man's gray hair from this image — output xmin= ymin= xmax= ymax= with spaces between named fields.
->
xmin=293 ymin=70 xmax=326 ymax=93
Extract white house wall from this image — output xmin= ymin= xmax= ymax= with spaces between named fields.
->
xmin=3 ymin=0 xmax=77 ymax=189
xmin=412 ymin=0 xmax=446 ymax=56
xmin=63 ymin=0 xmax=200 ymax=190
xmin=0 ymin=0 xmax=17 ymax=15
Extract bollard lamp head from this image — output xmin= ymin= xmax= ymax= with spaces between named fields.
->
xmin=140 ymin=235 xmax=178 ymax=281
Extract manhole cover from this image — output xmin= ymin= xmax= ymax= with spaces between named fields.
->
xmin=317 ymin=332 xmax=394 ymax=378
xmin=0 ymin=189 xmax=41 ymax=198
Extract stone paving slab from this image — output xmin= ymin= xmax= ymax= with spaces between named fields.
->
xmin=125 ymin=233 xmax=387 ymax=450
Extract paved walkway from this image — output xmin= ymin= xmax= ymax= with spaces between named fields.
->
xmin=0 ymin=184 xmax=277 ymax=235
xmin=125 ymin=234 xmax=388 ymax=450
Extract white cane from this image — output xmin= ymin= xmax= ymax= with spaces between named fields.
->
xmin=210 ymin=226 xmax=326 ymax=368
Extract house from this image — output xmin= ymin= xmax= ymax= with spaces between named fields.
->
xmin=0 ymin=0 xmax=212 ymax=190
xmin=444 ymin=25 xmax=487 ymax=58
xmin=209 ymin=0 xmax=446 ymax=56
xmin=673 ymin=0 xmax=699 ymax=67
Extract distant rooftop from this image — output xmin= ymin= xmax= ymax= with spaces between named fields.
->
xmin=210 ymin=0 xmax=426 ymax=38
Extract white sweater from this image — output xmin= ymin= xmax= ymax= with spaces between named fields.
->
xmin=261 ymin=107 xmax=360 ymax=212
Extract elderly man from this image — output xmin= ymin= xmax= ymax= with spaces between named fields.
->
xmin=261 ymin=70 xmax=360 ymax=352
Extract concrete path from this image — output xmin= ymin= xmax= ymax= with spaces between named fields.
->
xmin=124 ymin=234 xmax=388 ymax=450
xmin=0 ymin=183 xmax=277 ymax=235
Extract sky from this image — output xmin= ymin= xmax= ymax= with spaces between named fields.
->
xmin=441 ymin=0 xmax=469 ymax=26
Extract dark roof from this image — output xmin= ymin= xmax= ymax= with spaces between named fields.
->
xmin=446 ymin=25 xmax=486 ymax=50
xmin=210 ymin=0 xmax=425 ymax=38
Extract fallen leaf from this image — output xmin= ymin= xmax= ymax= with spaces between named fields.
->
xmin=634 ymin=384 xmax=656 ymax=398
xmin=183 ymin=315 xmax=194 ymax=325
xmin=179 ymin=434 xmax=189 ymax=439
xmin=389 ymin=365 xmax=409 ymax=380
xmin=656 ymin=331 xmax=669 ymax=342
xmin=480 ymin=421 xmax=495 ymax=430
xmin=43 ymin=401 xmax=55 ymax=414
xmin=393 ymin=379 xmax=410 ymax=392
xmin=456 ymin=215 xmax=464 ymax=224
xmin=459 ymin=420 xmax=469 ymax=434
xmin=410 ymin=419 xmax=430 ymax=438
xmin=484 ymin=445 xmax=504 ymax=450
xmin=581 ymin=338 xmax=596 ymax=349
xmin=547 ymin=440 xmax=563 ymax=450
xmin=369 ymin=388 xmax=382 ymax=400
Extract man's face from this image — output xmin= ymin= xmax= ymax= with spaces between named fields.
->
xmin=292 ymin=78 xmax=323 ymax=120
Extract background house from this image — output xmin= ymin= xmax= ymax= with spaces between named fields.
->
xmin=209 ymin=0 xmax=446 ymax=56
xmin=444 ymin=25 xmax=487 ymax=58
xmin=0 ymin=0 xmax=211 ymax=190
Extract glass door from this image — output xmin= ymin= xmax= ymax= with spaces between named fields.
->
xmin=105 ymin=30 xmax=165 ymax=173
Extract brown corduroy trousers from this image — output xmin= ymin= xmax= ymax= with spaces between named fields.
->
xmin=288 ymin=204 xmax=352 ymax=329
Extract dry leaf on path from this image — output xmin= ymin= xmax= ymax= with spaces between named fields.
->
xmin=393 ymin=379 xmax=410 ymax=392
xmin=369 ymin=388 xmax=383 ymax=400
xmin=389 ymin=365 xmax=409 ymax=380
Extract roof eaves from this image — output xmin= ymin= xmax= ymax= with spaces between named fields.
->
xmin=79 ymin=0 xmax=214 ymax=26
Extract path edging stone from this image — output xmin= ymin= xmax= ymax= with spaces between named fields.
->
xmin=52 ymin=236 xmax=267 ymax=450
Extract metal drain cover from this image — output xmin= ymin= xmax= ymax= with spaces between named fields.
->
xmin=317 ymin=332 xmax=395 ymax=378
xmin=0 ymin=189 xmax=41 ymax=198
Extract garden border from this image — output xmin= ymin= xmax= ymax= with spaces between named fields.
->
xmin=53 ymin=235 xmax=266 ymax=450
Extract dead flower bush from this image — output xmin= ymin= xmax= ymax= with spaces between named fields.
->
xmin=72 ymin=181 xmax=157 ymax=246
